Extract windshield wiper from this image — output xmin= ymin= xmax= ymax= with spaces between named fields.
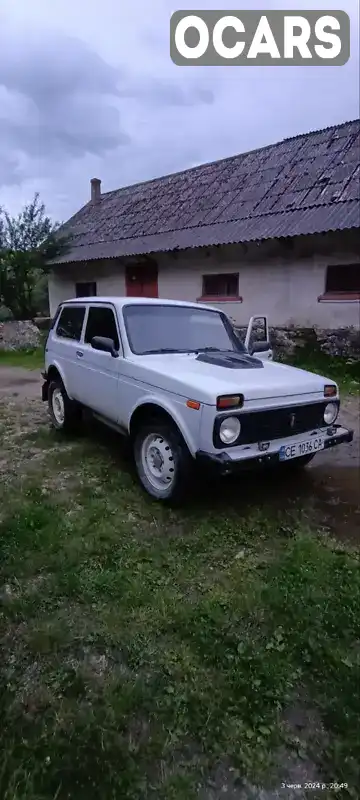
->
xmin=193 ymin=347 xmax=234 ymax=353
xmin=142 ymin=347 xmax=235 ymax=355
xmin=142 ymin=348 xmax=192 ymax=355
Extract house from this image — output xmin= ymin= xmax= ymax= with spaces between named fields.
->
xmin=49 ymin=119 xmax=360 ymax=331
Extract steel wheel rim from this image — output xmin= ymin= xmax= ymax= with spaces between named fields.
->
xmin=141 ymin=433 xmax=176 ymax=492
xmin=52 ymin=388 xmax=65 ymax=425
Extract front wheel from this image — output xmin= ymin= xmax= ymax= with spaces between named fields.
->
xmin=133 ymin=422 xmax=193 ymax=503
xmin=48 ymin=379 xmax=82 ymax=433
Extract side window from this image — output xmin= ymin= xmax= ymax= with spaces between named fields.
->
xmin=84 ymin=306 xmax=120 ymax=350
xmin=56 ymin=306 xmax=85 ymax=341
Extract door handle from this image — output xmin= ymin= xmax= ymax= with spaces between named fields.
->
xmin=76 ymin=350 xmax=84 ymax=358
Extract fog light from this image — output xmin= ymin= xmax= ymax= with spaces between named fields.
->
xmin=219 ymin=416 xmax=241 ymax=444
xmin=324 ymin=402 xmax=338 ymax=425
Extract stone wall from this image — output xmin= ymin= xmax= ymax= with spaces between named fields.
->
xmin=0 ymin=321 xmax=42 ymax=351
xmin=236 ymin=325 xmax=360 ymax=360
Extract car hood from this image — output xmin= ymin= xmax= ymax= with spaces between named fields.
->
xmin=131 ymin=353 xmax=335 ymax=403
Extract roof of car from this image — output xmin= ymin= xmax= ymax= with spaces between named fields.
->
xmin=63 ymin=296 xmax=221 ymax=312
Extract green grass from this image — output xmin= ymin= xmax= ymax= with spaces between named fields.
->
xmin=0 ymin=346 xmax=44 ymax=370
xmin=282 ymin=348 xmax=360 ymax=396
xmin=0 ymin=412 xmax=359 ymax=799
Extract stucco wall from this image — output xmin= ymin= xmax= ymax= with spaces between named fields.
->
xmin=48 ymin=232 xmax=360 ymax=329
xmin=48 ymin=260 xmax=125 ymax=315
xmin=157 ymin=243 xmax=360 ymax=328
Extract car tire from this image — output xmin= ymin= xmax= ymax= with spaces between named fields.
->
xmin=48 ymin=378 xmax=82 ymax=433
xmin=133 ymin=421 xmax=193 ymax=503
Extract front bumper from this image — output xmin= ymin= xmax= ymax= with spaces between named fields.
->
xmin=196 ymin=424 xmax=354 ymax=475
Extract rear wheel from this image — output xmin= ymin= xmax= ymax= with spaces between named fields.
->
xmin=133 ymin=421 xmax=193 ymax=503
xmin=48 ymin=378 xmax=82 ymax=433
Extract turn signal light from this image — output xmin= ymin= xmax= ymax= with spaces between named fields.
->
xmin=217 ymin=394 xmax=244 ymax=410
xmin=324 ymin=385 xmax=337 ymax=398
xmin=186 ymin=399 xmax=201 ymax=410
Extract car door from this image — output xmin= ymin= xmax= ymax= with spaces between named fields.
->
xmin=75 ymin=304 xmax=122 ymax=420
xmin=51 ymin=304 xmax=87 ymax=400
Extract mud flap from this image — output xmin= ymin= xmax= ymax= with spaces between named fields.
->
xmin=42 ymin=377 xmax=49 ymax=401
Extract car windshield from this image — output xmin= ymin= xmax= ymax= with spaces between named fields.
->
xmin=123 ymin=304 xmax=245 ymax=355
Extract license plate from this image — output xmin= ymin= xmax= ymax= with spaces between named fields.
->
xmin=279 ymin=437 xmax=324 ymax=461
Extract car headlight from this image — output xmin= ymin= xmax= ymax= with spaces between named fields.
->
xmin=219 ymin=416 xmax=241 ymax=444
xmin=324 ymin=402 xmax=339 ymax=425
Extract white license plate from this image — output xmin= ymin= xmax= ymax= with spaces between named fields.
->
xmin=279 ymin=437 xmax=324 ymax=461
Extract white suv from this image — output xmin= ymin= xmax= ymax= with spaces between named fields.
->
xmin=42 ymin=297 xmax=353 ymax=502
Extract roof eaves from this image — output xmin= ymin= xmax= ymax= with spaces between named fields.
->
xmin=50 ymin=200 xmax=360 ymax=265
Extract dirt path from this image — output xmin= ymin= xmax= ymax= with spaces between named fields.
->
xmin=0 ymin=366 xmax=42 ymax=401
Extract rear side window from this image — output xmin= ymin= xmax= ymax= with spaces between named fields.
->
xmin=56 ymin=306 xmax=85 ymax=341
xmin=84 ymin=306 xmax=120 ymax=350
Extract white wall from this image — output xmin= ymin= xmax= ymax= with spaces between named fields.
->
xmin=49 ymin=234 xmax=360 ymax=329
xmin=48 ymin=260 xmax=125 ymax=315
xmin=157 ymin=237 xmax=360 ymax=329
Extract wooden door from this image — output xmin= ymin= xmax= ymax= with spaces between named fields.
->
xmin=125 ymin=265 xmax=158 ymax=297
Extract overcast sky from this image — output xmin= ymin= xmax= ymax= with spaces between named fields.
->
xmin=0 ymin=0 xmax=359 ymax=222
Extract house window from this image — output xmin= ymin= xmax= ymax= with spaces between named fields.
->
xmin=201 ymin=273 xmax=241 ymax=300
xmin=76 ymin=282 xmax=97 ymax=298
xmin=84 ymin=306 xmax=120 ymax=351
xmin=56 ymin=306 xmax=86 ymax=341
xmin=319 ymin=264 xmax=360 ymax=301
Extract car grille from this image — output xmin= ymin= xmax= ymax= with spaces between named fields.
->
xmin=238 ymin=402 xmax=328 ymax=444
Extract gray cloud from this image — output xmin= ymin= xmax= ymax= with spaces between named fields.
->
xmin=0 ymin=19 xmax=214 ymax=186
xmin=0 ymin=0 xmax=358 ymax=219
xmin=0 ymin=28 xmax=126 ymax=181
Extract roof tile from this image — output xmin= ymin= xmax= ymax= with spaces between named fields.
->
xmin=54 ymin=119 xmax=360 ymax=264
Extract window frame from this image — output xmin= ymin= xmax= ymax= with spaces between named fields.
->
xmin=83 ymin=303 xmax=122 ymax=354
xmin=55 ymin=304 xmax=86 ymax=342
xmin=318 ymin=263 xmax=360 ymax=302
xmin=199 ymin=272 xmax=242 ymax=302
xmin=75 ymin=281 xmax=97 ymax=298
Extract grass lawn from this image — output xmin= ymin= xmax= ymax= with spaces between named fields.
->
xmin=0 ymin=400 xmax=359 ymax=799
xmin=284 ymin=350 xmax=360 ymax=397
xmin=0 ymin=346 xmax=44 ymax=370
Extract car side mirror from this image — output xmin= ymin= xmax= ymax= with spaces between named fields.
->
xmin=250 ymin=340 xmax=271 ymax=354
xmin=91 ymin=336 xmax=118 ymax=358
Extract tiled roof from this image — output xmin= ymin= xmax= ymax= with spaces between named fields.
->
xmin=54 ymin=119 xmax=360 ymax=264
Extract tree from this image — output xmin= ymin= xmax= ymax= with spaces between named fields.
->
xmin=0 ymin=194 xmax=68 ymax=320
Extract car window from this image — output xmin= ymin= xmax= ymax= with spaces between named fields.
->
xmin=56 ymin=306 xmax=85 ymax=341
xmin=84 ymin=306 xmax=120 ymax=350
xmin=123 ymin=304 xmax=243 ymax=355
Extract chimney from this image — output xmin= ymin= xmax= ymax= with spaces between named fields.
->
xmin=90 ymin=178 xmax=101 ymax=204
